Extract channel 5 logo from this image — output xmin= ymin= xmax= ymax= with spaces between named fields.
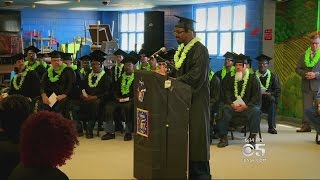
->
xmin=242 ymin=144 xmax=266 ymax=157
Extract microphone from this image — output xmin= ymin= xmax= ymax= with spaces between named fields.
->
xmin=151 ymin=47 xmax=166 ymax=58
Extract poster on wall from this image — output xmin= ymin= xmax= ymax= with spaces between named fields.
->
xmin=137 ymin=108 xmax=149 ymax=137
xmin=264 ymin=29 xmax=273 ymax=40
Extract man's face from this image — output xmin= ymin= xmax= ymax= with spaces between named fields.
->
xmin=124 ymin=62 xmax=134 ymax=74
xmin=235 ymin=63 xmax=246 ymax=72
xmin=224 ymin=58 xmax=234 ymax=67
xmin=311 ymin=38 xmax=320 ymax=52
xmin=51 ymin=58 xmax=62 ymax=70
xmin=27 ymin=51 xmax=36 ymax=61
xmin=82 ymin=60 xmax=91 ymax=69
xmin=115 ymin=55 xmax=123 ymax=64
xmin=63 ymin=60 xmax=72 ymax=67
xmin=148 ymin=57 xmax=157 ymax=67
xmin=258 ymin=60 xmax=269 ymax=73
xmin=91 ymin=61 xmax=101 ymax=73
xmin=140 ymin=54 xmax=148 ymax=64
xmin=174 ymin=27 xmax=187 ymax=44
xmin=15 ymin=59 xmax=25 ymax=72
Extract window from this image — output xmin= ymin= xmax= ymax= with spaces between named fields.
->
xmin=120 ymin=12 xmax=144 ymax=52
xmin=195 ymin=4 xmax=246 ymax=56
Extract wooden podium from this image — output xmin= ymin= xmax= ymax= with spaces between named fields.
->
xmin=133 ymin=71 xmax=191 ymax=179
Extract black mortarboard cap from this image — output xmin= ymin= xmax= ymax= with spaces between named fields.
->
xmin=128 ymin=51 xmax=140 ymax=61
xmin=223 ymin=52 xmax=234 ymax=59
xmin=24 ymin=45 xmax=40 ymax=53
xmin=49 ymin=50 xmax=62 ymax=58
xmin=90 ymin=50 xmax=106 ymax=62
xmin=122 ymin=55 xmax=138 ymax=65
xmin=138 ymin=49 xmax=151 ymax=57
xmin=255 ymin=54 xmax=272 ymax=62
xmin=246 ymin=55 xmax=252 ymax=64
xmin=62 ymin=53 xmax=73 ymax=61
xmin=234 ymin=54 xmax=248 ymax=64
xmin=113 ymin=49 xmax=127 ymax=57
xmin=11 ymin=53 xmax=25 ymax=63
xmin=174 ymin=15 xmax=196 ymax=30
xmin=37 ymin=53 xmax=45 ymax=58
xmin=79 ymin=55 xmax=92 ymax=61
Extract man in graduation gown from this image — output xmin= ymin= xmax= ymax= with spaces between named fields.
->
xmin=40 ymin=51 xmax=75 ymax=118
xmin=215 ymin=52 xmax=236 ymax=80
xmin=137 ymin=49 xmax=151 ymax=71
xmin=209 ymin=69 xmax=220 ymax=141
xmin=217 ymin=54 xmax=261 ymax=148
xmin=255 ymin=54 xmax=281 ymax=134
xmin=296 ymin=35 xmax=320 ymax=132
xmin=110 ymin=49 xmax=127 ymax=84
xmin=101 ymin=55 xmax=137 ymax=141
xmin=79 ymin=55 xmax=92 ymax=77
xmin=8 ymin=53 xmax=40 ymax=100
xmin=172 ymin=15 xmax=211 ymax=180
xmin=24 ymin=46 xmax=47 ymax=78
xmin=80 ymin=50 xmax=111 ymax=139
xmin=63 ymin=52 xmax=84 ymax=135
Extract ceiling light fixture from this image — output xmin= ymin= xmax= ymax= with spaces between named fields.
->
xmin=34 ymin=1 xmax=70 ymax=5
xmin=69 ymin=7 xmax=97 ymax=10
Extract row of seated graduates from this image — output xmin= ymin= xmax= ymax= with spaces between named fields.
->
xmin=209 ymin=52 xmax=281 ymax=148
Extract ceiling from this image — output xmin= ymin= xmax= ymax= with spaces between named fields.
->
xmin=0 ymin=0 xmax=233 ymax=11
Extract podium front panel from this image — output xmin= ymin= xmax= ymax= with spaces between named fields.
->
xmin=133 ymin=71 xmax=191 ymax=179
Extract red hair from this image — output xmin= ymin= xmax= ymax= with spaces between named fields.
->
xmin=20 ymin=111 xmax=79 ymax=167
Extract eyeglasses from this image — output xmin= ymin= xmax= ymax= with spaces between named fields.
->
xmin=158 ymin=62 xmax=166 ymax=66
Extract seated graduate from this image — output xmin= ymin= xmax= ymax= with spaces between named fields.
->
xmin=136 ymin=49 xmax=151 ymax=71
xmin=0 ymin=95 xmax=32 ymax=180
xmin=254 ymin=54 xmax=281 ymax=134
xmin=209 ymin=69 xmax=221 ymax=141
xmin=40 ymin=51 xmax=75 ymax=118
xmin=217 ymin=54 xmax=261 ymax=148
xmin=215 ymin=52 xmax=236 ymax=81
xmin=80 ymin=50 xmax=112 ymax=139
xmin=24 ymin=46 xmax=47 ymax=78
xmin=304 ymin=87 xmax=320 ymax=145
xmin=149 ymin=55 xmax=159 ymax=72
xmin=79 ymin=55 xmax=92 ymax=77
xmin=110 ymin=49 xmax=127 ymax=84
xmin=8 ymin=53 xmax=40 ymax=101
xmin=9 ymin=111 xmax=79 ymax=180
xmin=101 ymin=54 xmax=138 ymax=141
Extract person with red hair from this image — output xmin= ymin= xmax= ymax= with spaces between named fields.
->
xmin=9 ymin=111 xmax=79 ymax=180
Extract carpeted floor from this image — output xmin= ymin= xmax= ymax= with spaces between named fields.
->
xmin=60 ymin=120 xmax=320 ymax=179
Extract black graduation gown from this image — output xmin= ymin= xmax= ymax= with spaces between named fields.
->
xmin=9 ymin=70 xmax=40 ymax=99
xmin=109 ymin=64 xmax=125 ymax=84
xmin=81 ymin=72 xmax=112 ymax=102
xmin=210 ymin=74 xmax=220 ymax=113
xmin=258 ymin=71 xmax=281 ymax=104
xmin=41 ymin=67 xmax=75 ymax=97
xmin=222 ymin=73 xmax=261 ymax=109
xmin=26 ymin=61 xmax=47 ymax=78
xmin=173 ymin=41 xmax=210 ymax=161
xmin=0 ymin=140 xmax=19 ymax=180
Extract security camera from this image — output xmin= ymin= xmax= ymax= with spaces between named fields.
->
xmin=102 ymin=0 xmax=111 ymax=6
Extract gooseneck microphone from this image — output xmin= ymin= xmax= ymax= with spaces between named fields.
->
xmin=151 ymin=47 xmax=166 ymax=58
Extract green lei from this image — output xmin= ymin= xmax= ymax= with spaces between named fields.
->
xmin=255 ymin=69 xmax=271 ymax=89
xmin=88 ymin=70 xmax=105 ymax=88
xmin=12 ymin=69 xmax=28 ymax=90
xmin=71 ymin=64 xmax=78 ymax=71
xmin=304 ymin=47 xmax=320 ymax=68
xmin=221 ymin=66 xmax=235 ymax=79
xmin=115 ymin=63 xmax=124 ymax=82
xmin=209 ymin=70 xmax=214 ymax=81
xmin=42 ymin=61 xmax=48 ymax=68
xmin=174 ymin=37 xmax=201 ymax=69
xmin=80 ymin=67 xmax=92 ymax=76
xmin=47 ymin=63 xmax=67 ymax=82
xmin=121 ymin=72 xmax=134 ymax=95
xmin=138 ymin=63 xmax=151 ymax=71
xmin=25 ymin=61 xmax=40 ymax=71
xmin=234 ymin=69 xmax=250 ymax=98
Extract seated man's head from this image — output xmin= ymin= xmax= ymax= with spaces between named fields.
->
xmin=122 ymin=55 xmax=137 ymax=75
xmin=223 ymin=52 xmax=234 ymax=68
xmin=20 ymin=111 xmax=79 ymax=167
xmin=79 ymin=55 xmax=92 ymax=70
xmin=234 ymin=54 xmax=248 ymax=81
xmin=12 ymin=53 xmax=26 ymax=73
xmin=24 ymin=46 xmax=40 ymax=62
xmin=1 ymin=95 xmax=32 ymax=143
xmin=113 ymin=49 xmax=127 ymax=65
xmin=49 ymin=51 xmax=63 ymax=71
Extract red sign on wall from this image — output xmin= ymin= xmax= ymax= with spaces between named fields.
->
xmin=264 ymin=29 xmax=272 ymax=40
